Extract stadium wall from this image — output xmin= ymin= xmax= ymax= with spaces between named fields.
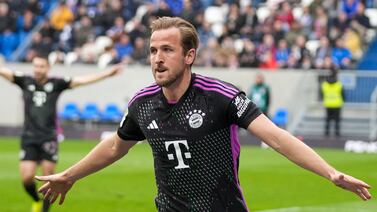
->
xmin=0 ymin=63 xmax=317 ymax=126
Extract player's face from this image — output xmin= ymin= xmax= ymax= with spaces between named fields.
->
xmin=32 ymin=57 xmax=50 ymax=82
xmin=150 ymin=27 xmax=188 ymax=87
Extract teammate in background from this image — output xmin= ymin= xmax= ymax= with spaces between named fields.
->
xmin=321 ymin=67 xmax=345 ymax=136
xmin=247 ymin=72 xmax=270 ymax=117
xmin=35 ymin=17 xmax=371 ymax=211
xmin=0 ymin=56 xmax=123 ymax=212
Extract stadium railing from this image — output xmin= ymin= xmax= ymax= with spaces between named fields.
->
xmin=370 ymin=86 xmax=377 ymax=140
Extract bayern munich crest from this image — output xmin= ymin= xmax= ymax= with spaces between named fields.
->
xmin=186 ymin=110 xmax=205 ymax=129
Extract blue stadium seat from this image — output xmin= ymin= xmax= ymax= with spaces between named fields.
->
xmin=100 ymin=103 xmax=123 ymax=122
xmin=80 ymin=103 xmax=101 ymax=121
xmin=272 ymin=108 xmax=288 ymax=127
xmin=60 ymin=102 xmax=80 ymax=121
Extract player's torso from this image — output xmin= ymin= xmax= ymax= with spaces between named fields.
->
xmin=22 ymin=78 xmax=62 ymax=139
xmin=134 ymin=87 xmax=247 ymax=211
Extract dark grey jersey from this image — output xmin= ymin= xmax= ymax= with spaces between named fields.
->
xmin=13 ymin=73 xmax=71 ymax=141
xmin=117 ymin=73 xmax=261 ymax=211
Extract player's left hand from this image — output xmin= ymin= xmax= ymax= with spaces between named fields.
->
xmin=331 ymin=172 xmax=371 ymax=200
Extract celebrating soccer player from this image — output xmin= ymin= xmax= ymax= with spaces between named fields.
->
xmin=35 ymin=17 xmax=371 ymax=211
xmin=0 ymin=56 xmax=123 ymax=212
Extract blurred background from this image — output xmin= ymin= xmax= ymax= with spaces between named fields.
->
xmin=0 ymin=0 xmax=376 ymax=211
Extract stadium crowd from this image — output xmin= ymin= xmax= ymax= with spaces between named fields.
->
xmin=0 ymin=0 xmax=376 ymax=70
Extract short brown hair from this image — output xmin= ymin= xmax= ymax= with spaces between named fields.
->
xmin=150 ymin=16 xmax=199 ymax=55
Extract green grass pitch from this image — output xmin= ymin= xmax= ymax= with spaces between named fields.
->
xmin=0 ymin=137 xmax=376 ymax=211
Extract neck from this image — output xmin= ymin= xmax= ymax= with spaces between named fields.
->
xmin=36 ymin=77 xmax=48 ymax=85
xmin=162 ymin=70 xmax=192 ymax=102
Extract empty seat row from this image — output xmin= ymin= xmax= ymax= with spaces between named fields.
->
xmin=60 ymin=102 xmax=125 ymax=122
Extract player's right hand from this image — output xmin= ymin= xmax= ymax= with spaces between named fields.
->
xmin=35 ymin=173 xmax=75 ymax=205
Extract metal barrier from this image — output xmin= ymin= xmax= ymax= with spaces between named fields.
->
xmin=341 ymin=71 xmax=377 ymax=103
xmin=370 ymin=86 xmax=377 ymax=140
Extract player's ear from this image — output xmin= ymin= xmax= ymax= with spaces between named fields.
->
xmin=185 ymin=49 xmax=196 ymax=65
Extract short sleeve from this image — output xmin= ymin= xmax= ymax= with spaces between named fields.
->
xmin=13 ymin=72 xmax=26 ymax=89
xmin=227 ymin=92 xmax=262 ymax=129
xmin=117 ymin=111 xmax=146 ymax=141
xmin=54 ymin=77 xmax=71 ymax=92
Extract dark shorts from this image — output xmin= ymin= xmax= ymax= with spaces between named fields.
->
xmin=20 ymin=138 xmax=59 ymax=162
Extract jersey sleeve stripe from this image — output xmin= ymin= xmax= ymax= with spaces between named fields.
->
xmin=128 ymin=84 xmax=159 ymax=104
xmin=128 ymin=87 xmax=161 ymax=106
xmin=230 ymin=124 xmax=248 ymax=209
xmin=193 ymin=83 xmax=235 ymax=99
xmin=195 ymin=74 xmax=239 ymax=93
xmin=194 ymin=78 xmax=237 ymax=96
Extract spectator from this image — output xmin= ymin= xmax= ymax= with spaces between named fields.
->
xmin=91 ymin=2 xmax=107 ymax=36
xmin=291 ymin=35 xmax=311 ymax=68
xmin=50 ymin=1 xmax=74 ymax=32
xmin=102 ymin=0 xmax=124 ymax=31
xmin=153 ymin=0 xmax=174 ymax=18
xmin=25 ymin=0 xmax=42 ymax=16
xmin=275 ymin=39 xmax=290 ymax=68
xmin=113 ymin=33 xmax=134 ymax=63
xmin=314 ymin=36 xmax=332 ymax=69
xmin=272 ymin=20 xmax=285 ymax=44
xmin=106 ymin=16 xmax=125 ymax=40
xmin=165 ymin=0 xmax=184 ymax=16
xmin=180 ymin=0 xmax=196 ymax=24
xmin=342 ymin=0 xmax=360 ymax=19
xmin=16 ymin=9 xmax=38 ymax=34
xmin=332 ymin=11 xmax=351 ymax=34
xmin=25 ymin=32 xmax=53 ymax=62
xmin=332 ymin=38 xmax=352 ymax=69
xmin=74 ymin=16 xmax=94 ymax=48
xmin=130 ymin=37 xmax=149 ymax=65
xmin=299 ymin=6 xmax=313 ymax=38
xmin=351 ymin=2 xmax=371 ymax=38
xmin=310 ymin=6 xmax=328 ymax=40
xmin=353 ymin=3 xmax=371 ymax=28
xmin=257 ymin=34 xmax=277 ymax=69
xmin=238 ymin=39 xmax=258 ymax=67
xmin=284 ymin=21 xmax=303 ymax=46
xmin=239 ymin=5 xmax=259 ymax=38
xmin=195 ymin=37 xmax=220 ymax=67
xmin=343 ymin=28 xmax=362 ymax=59
xmin=197 ymin=21 xmax=215 ymax=48
xmin=274 ymin=2 xmax=294 ymax=31
xmin=225 ymin=3 xmax=243 ymax=36
xmin=39 ymin=20 xmax=54 ymax=40
xmin=0 ymin=29 xmax=18 ymax=60
xmin=0 ymin=2 xmax=16 ymax=33
xmin=74 ymin=4 xmax=88 ymax=22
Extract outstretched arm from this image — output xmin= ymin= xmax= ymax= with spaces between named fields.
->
xmin=69 ymin=63 xmax=124 ymax=88
xmin=248 ymin=114 xmax=372 ymax=200
xmin=0 ymin=66 xmax=14 ymax=82
xmin=35 ymin=133 xmax=137 ymax=205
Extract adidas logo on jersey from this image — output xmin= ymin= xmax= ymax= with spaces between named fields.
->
xmin=147 ymin=120 xmax=159 ymax=130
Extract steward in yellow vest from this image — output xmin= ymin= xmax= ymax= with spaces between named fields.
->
xmin=321 ymin=70 xmax=344 ymax=136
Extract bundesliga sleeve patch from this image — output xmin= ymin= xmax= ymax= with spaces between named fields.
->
xmin=233 ymin=95 xmax=251 ymax=118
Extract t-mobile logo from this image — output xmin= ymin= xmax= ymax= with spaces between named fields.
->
xmin=165 ymin=140 xmax=191 ymax=169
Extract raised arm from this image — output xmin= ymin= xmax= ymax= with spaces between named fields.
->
xmin=35 ymin=133 xmax=137 ymax=205
xmin=248 ymin=114 xmax=371 ymax=200
xmin=0 ymin=66 xmax=14 ymax=82
xmin=69 ymin=63 xmax=124 ymax=88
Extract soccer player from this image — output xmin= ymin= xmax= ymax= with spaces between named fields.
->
xmin=0 ymin=56 xmax=123 ymax=212
xmin=35 ymin=17 xmax=371 ymax=211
